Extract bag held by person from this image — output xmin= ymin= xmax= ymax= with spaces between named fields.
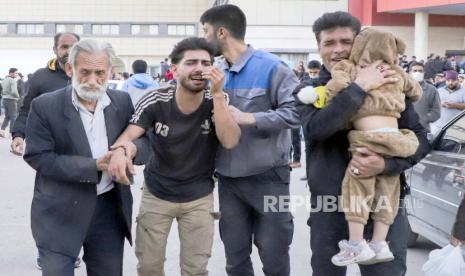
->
xmin=422 ymin=244 xmax=465 ymax=276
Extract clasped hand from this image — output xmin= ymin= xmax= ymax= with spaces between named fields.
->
xmin=104 ymin=141 xmax=137 ymax=185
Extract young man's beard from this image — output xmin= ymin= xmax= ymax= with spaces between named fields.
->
xmin=209 ymin=37 xmax=223 ymax=57
xmin=72 ymin=76 xmax=108 ymax=102
xmin=179 ymin=76 xmax=207 ymax=94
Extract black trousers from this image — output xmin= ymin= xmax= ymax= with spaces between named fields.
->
xmin=218 ymin=166 xmax=294 ymax=276
xmin=309 ymin=198 xmax=408 ymax=276
xmin=39 ymin=189 xmax=126 ymax=276
xmin=291 ymin=127 xmax=301 ymax=162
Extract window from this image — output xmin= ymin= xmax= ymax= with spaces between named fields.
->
xmin=17 ymin=24 xmax=44 ymax=35
xmin=56 ymin=24 xmax=83 ymax=34
xmin=437 ymin=115 xmax=465 ymax=153
xmin=92 ymin=24 xmax=119 ymax=35
xmin=0 ymin=24 xmax=7 ymax=35
xmin=131 ymin=24 xmax=159 ymax=35
xmin=167 ymin=24 xmax=195 ymax=36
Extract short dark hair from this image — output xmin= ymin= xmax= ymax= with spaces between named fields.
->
xmin=313 ymin=11 xmax=361 ymax=44
xmin=122 ymin=72 xmax=130 ymax=79
xmin=132 ymin=59 xmax=148 ymax=74
xmin=307 ymin=60 xmax=321 ymax=69
xmin=169 ymin=37 xmax=215 ymax=65
xmin=9 ymin=68 xmax=18 ymax=74
xmin=408 ymin=61 xmax=424 ymax=72
xmin=200 ymin=4 xmax=246 ymax=40
xmin=54 ymin=32 xmax=80 ymax=48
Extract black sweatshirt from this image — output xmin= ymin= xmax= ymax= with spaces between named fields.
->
xmin=12 ymin=59 xmax=70 ymax=139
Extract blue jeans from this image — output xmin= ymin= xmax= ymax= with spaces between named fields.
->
xmin=38 ymin=189 xmax=125 ymax=276
xmin=218 ymin=166 xmax=294 ymax=276
xmin=309 ymin=198 xmax=408 ymax=276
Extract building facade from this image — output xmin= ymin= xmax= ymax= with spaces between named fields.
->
xmin=0 ymin=0 xmax=349 ymax=76
xmin=350 ymin=0 xmax=465 ymax=60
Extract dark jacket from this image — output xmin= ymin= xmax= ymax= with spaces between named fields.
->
xmin=412 ymin=81 xmax=441 ymax=132
xmin=24 ymin=86 xmax=148 ymax=257
xmin=294 ymin=66 xmax=431 ymax=201
xmin=453 ymin=197 xmax=465 ymax=240
xmin=424 ymin=58 xmax=446 ymax=80
xmin=300 ymin=75 xmax=322 ymax=87
xmin=12 ymin=58 xmax=70 ymax=138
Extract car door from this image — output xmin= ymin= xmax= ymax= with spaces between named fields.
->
xmin=409 ymin=112 xmax=465 ymax=237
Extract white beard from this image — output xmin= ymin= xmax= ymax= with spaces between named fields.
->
xmin=72 ymin=77 xmax=108 ymax=102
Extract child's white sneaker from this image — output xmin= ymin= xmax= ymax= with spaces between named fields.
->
xmin=331 ymin=240 xmax=376 ymax=266
xmin=359 ymin=241 xmax=394 ymax=265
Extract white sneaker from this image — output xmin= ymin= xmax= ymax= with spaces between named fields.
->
xmin=331 ymin=240 xmax=376 ymax=266
xmin=358 ymin=241 xmax=394 ymax=265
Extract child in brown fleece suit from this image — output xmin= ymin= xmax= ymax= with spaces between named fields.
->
xmin=298 ymin=28 xmax=422 ymax=266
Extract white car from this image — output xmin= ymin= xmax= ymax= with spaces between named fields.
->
xmin=108 ymin=80 xmax=124 ymax=91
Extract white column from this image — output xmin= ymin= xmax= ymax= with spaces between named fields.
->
xmin=414 ymin=12 xmax=429 ymax=61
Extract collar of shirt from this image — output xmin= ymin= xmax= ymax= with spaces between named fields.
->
xmin=71 ymin=88 xmax=111 ymax=114
xmin=444 ymin=86 xmax=465 ymax=94
xmin=218 ymin=45 xmax=255 ymax=73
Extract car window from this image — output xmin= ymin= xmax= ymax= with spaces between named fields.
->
xmin=437 ymin=114 xmax=465 ymax=153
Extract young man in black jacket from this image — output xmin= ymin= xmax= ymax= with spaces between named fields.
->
xmin=294 ymin=12 xmax=430 ymax=275
xmin=10 ymin=32 xmax=79 ymax=155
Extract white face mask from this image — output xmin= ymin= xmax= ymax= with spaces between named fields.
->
xmin=411 ymin=71 xmax=424 ymax=82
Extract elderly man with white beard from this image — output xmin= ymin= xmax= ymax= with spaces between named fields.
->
xmin=23 ymin=39 xmax=148 ymax=276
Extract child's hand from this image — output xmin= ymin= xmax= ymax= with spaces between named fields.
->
xmin=297 ymin=86 xmax=319 ymax=105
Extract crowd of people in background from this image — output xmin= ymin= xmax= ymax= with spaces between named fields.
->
xmin=398 ymin=53 xmax=465 ymax=86
xmin=109 ymin=57 xmax=174 ymax=85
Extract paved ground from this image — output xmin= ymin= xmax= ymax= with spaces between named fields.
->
xmin=0 ymin=132 xmax=438 ymax=275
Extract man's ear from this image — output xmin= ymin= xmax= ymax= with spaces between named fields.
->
xmin=65 ymin=62 xmax=73 ymax=78
xmin=53 ymin=46 xmax=58 ymax=56
xmin=217 ymin=27 xmax=227 ymax=40
xmin=170 ymin=63 xmax=178 ymax=78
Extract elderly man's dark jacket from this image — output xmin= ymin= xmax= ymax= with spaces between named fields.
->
xmin=24 ymin=85 xmax=148 ymax=257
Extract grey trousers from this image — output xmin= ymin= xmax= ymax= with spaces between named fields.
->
xmin=1 ymin=98 xmax=18 ymax=131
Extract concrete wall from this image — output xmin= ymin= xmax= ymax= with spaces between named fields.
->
xmin=0 ymin=0 xmax=214 ymax=74
xmin=231 ymin=0 xmax=347 ymax=52
xmin=0 ymin=0 xmax=213 ymax=22
xmin=375 ymin=25 xmax=465 ymax=58
xmin=0 ymin=0 xmax=350 ymax=74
